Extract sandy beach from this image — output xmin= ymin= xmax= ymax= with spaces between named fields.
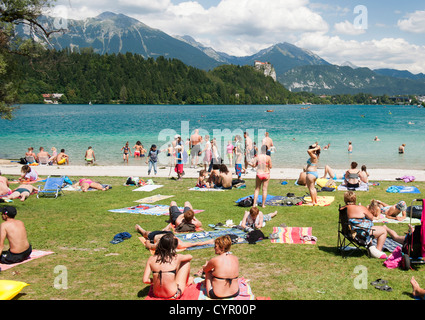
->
xmin=1 ymin=159 xmax=424 ymax=181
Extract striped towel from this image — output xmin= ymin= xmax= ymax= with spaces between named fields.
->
xmin=270 ymin=227 xmax=317 ymax=244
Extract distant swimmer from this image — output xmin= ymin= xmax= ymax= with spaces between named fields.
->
xmin=408 ymin=121 xmax=415 ymax=125
xmin=374 ymin=136 xmax=380 ymax=141
xmin=348 ymin=141 xmax=353 ymax=153
xmin=399 ymin=144 xmax=406 ymax=154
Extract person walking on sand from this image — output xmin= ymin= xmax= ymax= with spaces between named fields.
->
xmin=250 ymin=145 xmax=272 ymax=208
xmin=190 ymin=129 xmax=203 ymax=168
xmin=121 ymin=141 xmax=131 ymax=163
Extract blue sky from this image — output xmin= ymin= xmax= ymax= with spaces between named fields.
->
xmin=52 ymin=0 xmax=425 ymax=73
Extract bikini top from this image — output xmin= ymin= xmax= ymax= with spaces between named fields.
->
xmin=212 ymin=252 xmax=238 ymax=285
xmin=152 ymin=269 xmax=177 ymax=286
xmin=307 ymin=159 xmax=317 ymax=166
xmin=347 ymin=171 xmax=360 ymax=179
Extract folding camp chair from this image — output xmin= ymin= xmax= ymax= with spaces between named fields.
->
xmin=25 ymin=156 xmax=36 ymax=164
xmin=37 ymin=175 xmax=65 ymax=198
xmin=38 ymin=156 xmax=49 ymax=165
xmin=337 ymin=205 xmax=373 ymax=258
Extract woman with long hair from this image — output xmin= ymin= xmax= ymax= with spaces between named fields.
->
xmin=142 ymin=233 xmax=193 ymax=299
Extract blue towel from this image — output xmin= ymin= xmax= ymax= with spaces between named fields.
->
xmin=110 ymin=232 xmax=132 ymax=244
xmin=386 ymin=185 xmax=420 ymax=194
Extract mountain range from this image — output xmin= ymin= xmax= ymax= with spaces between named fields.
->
xmin=21 ymin=11 xmax=425 ymax=96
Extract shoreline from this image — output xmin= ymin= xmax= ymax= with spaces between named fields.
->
xmin=1 ymin=160 xmax=424 ymax=181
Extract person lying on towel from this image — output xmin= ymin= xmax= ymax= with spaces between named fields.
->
xmin=0 ymin=206 xmax=32 ymax=264
xmin=163 ymin=201 xmax=203 ymax=233
xmin=136 ymin=224 xmax=214 ymax=251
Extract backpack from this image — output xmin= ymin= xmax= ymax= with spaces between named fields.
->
xmin=245 ymin=230 xmax=267 ymax=244
xmin=238 ymin=196 xmax=253 ymax=207
xmin=175 ymin=221 xmax=196 ymax=233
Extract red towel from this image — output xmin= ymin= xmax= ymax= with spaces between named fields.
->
xmin=145 ymin=282 xmax=201 ymax=300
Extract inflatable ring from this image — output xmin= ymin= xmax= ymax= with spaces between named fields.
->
xmin=0 ymin=280 xmax=29 ymax=300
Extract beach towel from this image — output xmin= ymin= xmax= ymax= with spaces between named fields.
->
xmin=337 ymin=182 xmax=369 ymax=192
xmin=386 ymin=185 xmax=421 ymax=194
xmin=0 ymin=250 xmax=54 ymax=271
xmin=372 ymin=238 xmax=401 ymax=253
xmin=397 ymin=175 xmax=416 ymax=183
xmin=302 ymin=196 xmax=334 ymax=207
xmin=189 ymin=187 xmax=225 ymax=191
xmin=270 ymin=227 xmax=317 ymax=244
xmin=235 ymin=195 xmax=276 ymax=205
xmin=134 ymin=194 xmax=174 ymax=203
xmin=175 ymin=228 xmax=249 ymax=251
xmin=373 ymin=214 xmax=421 ymax=224
xmin=262 ymin=195 xmax=305 ymax=206
xmin=109 ymin=204 xmax=204 ymax=216
xmin=145 ymin=277 xmax=254 ymax=300
xmin=132 ymin=185 xmax=163 ymax=192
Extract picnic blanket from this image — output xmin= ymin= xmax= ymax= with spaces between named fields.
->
xmin=235 ymin=195 xmax=276 ymax=205
xmin=175 ymin=228 xmax=248 ymax=251
xmin=134 ymin=194 xmax=174 ymax=203
xmin=145 ymin=277 xmax=254 ymax=300
xmin=109 ymin=204 xmax=204 ymax=216
xmin=270 ymin=227 xmax=317 ymax=244
xmin=302 ymin=196 xmax=334 ymax=207
xmin=337 ymin=182 xmax=369 ymax=192
xmin=386 ymin=185 xmax=421 ymax=194
xmin=372 ymin=238 xmax=402 ymax=252
xmin=0 ymin=250 xmax=54 ymax=271
xmin=132 ymin=185 xmax=163 ymax=192
xmin=189 ymin=187 xmax=225 ymax=191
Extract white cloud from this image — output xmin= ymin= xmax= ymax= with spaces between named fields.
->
xmin=334 ymin=20 xmax=366 ymax=36
xmin=296 ymin=32 xmax=425 ymax=73
xmin=398 ymin=10 xmax=425 ymax=33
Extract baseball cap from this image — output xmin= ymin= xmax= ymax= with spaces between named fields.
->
xmin=1 ymin=206 xmax=17 ymax=217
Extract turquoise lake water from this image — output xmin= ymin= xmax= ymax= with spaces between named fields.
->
xmin=0 ymin=104 xmax=424 ymax=169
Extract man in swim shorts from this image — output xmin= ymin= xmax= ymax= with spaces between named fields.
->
xmin=57 ymin=149 xmax=69 ymax=165
xmin=6 ymin=184 xmax=38 ymax=202
xmin=0 ymin=206 xmax=32 ymax=264
xmin=190 ymin=129 xmax=203 ymax=168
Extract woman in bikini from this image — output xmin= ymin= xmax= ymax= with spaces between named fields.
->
xmin=344 ymin=162 xmax=361 ymax=189
xmin=77 ymin=179 xmax=109 ymax=192
xmin=250 ymin=144 xmax=272 ymax=208
xmin=202 ymin=235 xmax=240 ymax=299
xmin=306 ymin=143 xmax=321 ymax=205
xmin=142 ymin=233 xmax=194 ymax=300
xmin=121 ymin=141 xmax=131 ymax=163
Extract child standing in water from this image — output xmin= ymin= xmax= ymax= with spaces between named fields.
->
xmin=121 ymin=141 xmax=131 ymax=163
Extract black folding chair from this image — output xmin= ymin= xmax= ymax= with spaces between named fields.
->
xmin=337 ymin=205 xmax=373 ymax=258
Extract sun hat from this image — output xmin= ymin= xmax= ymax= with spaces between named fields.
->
xmin=396 ymin=200 xmax=407 ymax=212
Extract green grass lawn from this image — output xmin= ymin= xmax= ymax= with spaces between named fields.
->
xmin=1 ymin=174 xmax=423 ymax=300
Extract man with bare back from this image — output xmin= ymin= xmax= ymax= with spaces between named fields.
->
xmin=190 ymin=129 xmax=203 ymax=168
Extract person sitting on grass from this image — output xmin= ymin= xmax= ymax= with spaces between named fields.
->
xmin=240 ymin=206 xmax=277 ymax=231
xmin=18 ymin=165 xmax=38 ymax=183
xmin=142 ymin=233 xmax=194 ymax=300
xmin=135 ymin=224 xmax=214 ymax=251
xmin=196 ymin=170 xmax=210 ymax=189
xmin=215 ymin=164 xmax=232 ymax=189
xmin=164 ymin=201 xmax=202 ymax=232
xmin=200 ymin=235 xmax=240 ymax=299
xmin=343 ymin=191 xmax=388 ymax=259
xmin=0 ymin=206 xmax=32 ymax=264
xmin=6 ymin=184 xmax=39 ymax=202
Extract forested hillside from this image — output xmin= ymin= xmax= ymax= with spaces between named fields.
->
xmin=12 ymin=49 xmax=299 ymax=105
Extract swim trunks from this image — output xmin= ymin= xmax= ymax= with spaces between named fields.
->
xmin=0 ymin=245 xmax=32 ymax=264
xmin=58 ymin=158 xmax=66 ymax=165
